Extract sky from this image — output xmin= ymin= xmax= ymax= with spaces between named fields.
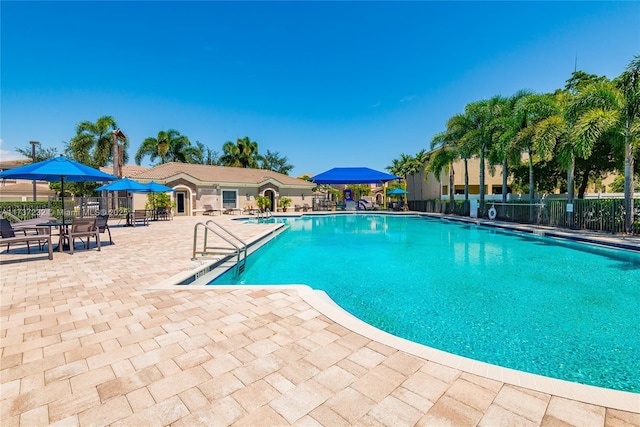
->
xmin=1 ymin=1 xmax=639 ymax=177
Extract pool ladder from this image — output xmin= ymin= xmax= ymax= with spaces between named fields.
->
xmin=256 ymin=208 xmax=273 ymax=223
xmin=192 ymin=220 xmax=248 ymax=274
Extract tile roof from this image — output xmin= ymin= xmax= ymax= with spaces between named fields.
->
xmin=99 ymin=164 xmax=149 ymax=178
xmin=131 ymin=162 xmax=315 ymax=187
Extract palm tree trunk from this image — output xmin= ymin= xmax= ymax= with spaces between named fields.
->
xmin=464 ymin=158 xmax=469 ymax=201
xmin=528 ymin=147 xmax=534 ymax=223
xmin=502 ymin=158 xmax=508 ymax=203
xmin=449 ymin=162 xmax=455 ymax=213
xmin=479 ymin=147 xmax=485 ymax=215
xmin=624 ymin=127 xmax=635 ymax=233
xmin=577 ymin=165 xmax=592 ymax=199
xmin=566 ymin=157 xmax=575 ymax=228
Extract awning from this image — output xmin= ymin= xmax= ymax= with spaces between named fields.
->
xmin=311 ymin=167 xmax=399 ymax=184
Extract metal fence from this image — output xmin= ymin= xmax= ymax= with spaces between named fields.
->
xmin=409 ymin=198 xmax=640 ymax=234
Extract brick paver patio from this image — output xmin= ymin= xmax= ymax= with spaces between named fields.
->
xmin=1 ymin=214 xmax=639 ymax=426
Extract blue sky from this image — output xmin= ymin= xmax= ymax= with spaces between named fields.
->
xmin=1 ymin=1 xmax=638 ymax=177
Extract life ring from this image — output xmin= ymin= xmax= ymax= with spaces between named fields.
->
xmin=488 ymin=205 xmax=497 ymax=220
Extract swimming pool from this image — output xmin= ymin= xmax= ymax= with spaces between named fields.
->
xmin=210 ymin=214 xmax=640 ymax=393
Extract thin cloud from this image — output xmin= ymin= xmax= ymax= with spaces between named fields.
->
xmin=0 ymin=139 xmax=28 ymax=161
xmin=399 ymin=95 xmax=417 ymax=103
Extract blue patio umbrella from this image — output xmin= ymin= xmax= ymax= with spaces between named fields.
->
xmin=95 ymin=177 xmax=149 ymax=193
xmin=387 ymin=188 xmax=409 ymax=195
xmin=142 ymin=181 xmax=175 ymax=214
xmin=143 ymin=181 xmax=175 ymax=193
xmin=0 ymin=155 xmax=117 ymax=224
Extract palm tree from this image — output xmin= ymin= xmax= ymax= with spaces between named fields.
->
xmin=571 ymin=56 xmax=640 ymax=232
xmin=135 ymin=129 xmax=191 ymax=165
xmin=412 ymin=149 xmax=429 ymax=200
xmin=219 ymin=136 xmax=263 ymax=168
xmin=428 ymin=132 xmax=458 ymax=213
xmin=458 ymin=97 xmax=506 ymax=213
xmin=67 ymin=116 xmax=128 ymax=168
xmin=511 ymin=94 xmax=557 ymax=206
xmin=488 ymin=90 xmax=532 ymax=203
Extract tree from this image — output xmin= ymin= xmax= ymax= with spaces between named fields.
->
xmin=67 ymin=116 xmax=129 ymax=168
xmin=135 ymin=129 xmax=192 ymax=165
xmin=411 ymin=149 xmax=429 ymax=200
xmin=15 ymin=145 xmax=58 ymax=163
xmin=428 ymin=132 xmax=458 ymax=212
xmin=188 ymin=141 xmax=219 ymax=165
xmin=487 ymin=91 xmax=532 ymax=203
xmin=572 ymin=56 xmax=640 ymax=232
xmin=510 ymin=93 xmax=557 ymax=206
xmin=219 ymin=136 xmax=263 ymax=168
xmin=457 ymin=97 xmax=507 ymax=212
xmin=261 ymin=150 xmax=294 ymax=175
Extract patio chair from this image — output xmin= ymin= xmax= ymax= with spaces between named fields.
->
xmin=303 ymin=203 xmax=311 ymax=212
xmin=63 ymin=217 xmax=100 ymax=254
xmin=0 ymin=218 xmax=53 ymax=259
xmin=132 ymin=210 xmax=149 ymax=226
xmin=156 ymin=206 xmax=171 ymax=221
xmin=96 ymin=214 xmax=112 ymax=244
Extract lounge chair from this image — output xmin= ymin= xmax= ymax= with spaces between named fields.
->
xmin=202 ymin=204 xmax=220 ymax=216
xmin=96 ymin=214 xmax=112 ymax=244
xmin=62 ymin=217 xmax=100 ymax=254
xmin=0 ymin=218 xmax=53 ymax=259
xmin=294 ymin=204 xmax=302 ymax=212
xmin=303 ymin=203 xmax=311 ymax=212
xmin=358 ymin=199 xmax=377 ymax=210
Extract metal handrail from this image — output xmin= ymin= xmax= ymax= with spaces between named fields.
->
xmin=192 ymin=220 xmax=248 ymax=274
xmin=255 ymin=208 xmax=273 ymax=223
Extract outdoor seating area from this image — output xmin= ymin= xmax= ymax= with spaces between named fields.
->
xmin=0 ymin=218 xmax=53 ymax=260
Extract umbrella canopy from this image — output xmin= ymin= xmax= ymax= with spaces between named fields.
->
xmin=144 ymin=181 xmax=175 ymax=192
xmin=96 ymin=177 xmax=149 ymax=193
xmin=0 ymin=156 xmax=117 ymax=224
xmin=387 ymin=188 xmax=409 ymax=195
xmin=312 ymin=167 xmax=399 ymax=184
xmin=0 ymin=156 xmax=117 ymax=183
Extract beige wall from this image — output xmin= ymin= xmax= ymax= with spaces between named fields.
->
xmin=191 ymin=185 xmax=314 ymax=215
xmin=407 ymin=158 xmax=508 ymax=200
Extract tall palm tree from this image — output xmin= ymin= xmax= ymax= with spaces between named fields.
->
xmin=488 ymin=90 xmax=532 ymax=203
xmin=459 ymin=97 xmax=506 ymax=212
xmin=572 ymin=56 xmax=640 ymax=232
xmin=219 ymin=136 xmax=263 ymax=168
xmin=67 ymin=116 xmax=128 ymax=168
xmin=511 ymin=93 xmax=557 ymax=207
xmin=410 ymin=149 xmax=429 ymax=200
xmin=135 ymin=129 xmax=191 ymax=165
xmin=429 ymin=132 xmax=458 ymax=212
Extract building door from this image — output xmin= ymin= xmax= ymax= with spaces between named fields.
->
xmin=176 ymin=192 xmax=186 ymax=215
xmin=264 ymin=189 xmax=276 ymax=212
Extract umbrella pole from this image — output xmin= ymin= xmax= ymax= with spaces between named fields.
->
xmin=61 ymin=176 xmax=65 ymax=225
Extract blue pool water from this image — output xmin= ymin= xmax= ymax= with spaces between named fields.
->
xmin=210 ymin=214 xmax=640 ymax=393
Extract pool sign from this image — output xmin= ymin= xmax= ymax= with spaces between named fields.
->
xmin=566 ymin=203 xmax=574 ymax=212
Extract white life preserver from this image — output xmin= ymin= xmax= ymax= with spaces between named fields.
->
xmin=488 ymin=205 xmax=497 ymax=220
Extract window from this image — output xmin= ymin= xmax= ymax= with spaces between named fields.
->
xmin=222 ymin=190 xmax=237 ymax=208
